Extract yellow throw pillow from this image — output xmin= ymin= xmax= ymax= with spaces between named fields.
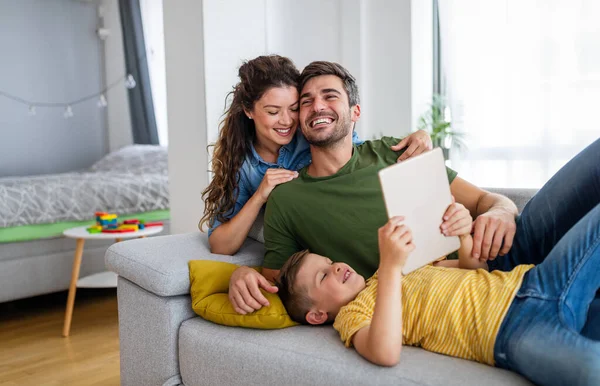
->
xmin=188 ymin=260 xmax=298 ymax=329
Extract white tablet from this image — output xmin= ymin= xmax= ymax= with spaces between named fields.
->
xmin=378 ymin=148 xmax=460 ymax=275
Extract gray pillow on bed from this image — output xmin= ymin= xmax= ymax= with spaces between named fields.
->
xmin=90 ymin=145 xmax=168 ymax=175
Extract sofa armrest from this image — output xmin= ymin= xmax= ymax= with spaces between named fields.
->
xmin=105 ymin=232 xmax=265 ymax=297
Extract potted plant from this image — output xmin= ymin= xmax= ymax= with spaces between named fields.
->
xmin=417 ymin=93 xmax=466 ymax=160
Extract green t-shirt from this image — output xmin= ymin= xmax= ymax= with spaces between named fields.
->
xmin=263 ymin=137 xmax=458 ymax=278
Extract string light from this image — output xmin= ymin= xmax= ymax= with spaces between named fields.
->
xmin=64 ymin=105 xmax=74 ymax=119
xmin=97 ymin=94 xmax=108 ymax=108
xmin=125 ymin=74 xmax=136 ymax=89
xmin=0 ymin=73 xmax=137 ymax=118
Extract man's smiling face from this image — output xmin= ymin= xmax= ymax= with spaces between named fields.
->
xmin=299 ymin=75 xmax=360 ymax=147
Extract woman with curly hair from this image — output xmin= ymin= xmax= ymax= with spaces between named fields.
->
xmin=200 ymin=55 xmax=432 ymax=255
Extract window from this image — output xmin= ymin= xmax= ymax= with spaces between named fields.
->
xmin=438 ymin=0 xmax=599 ymax=188
xmin=140 ymin=0 xmax=168 ymax=146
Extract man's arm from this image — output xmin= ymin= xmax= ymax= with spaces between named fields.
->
xmin=449 ymin=177 xmax=518 ymax=261
xmin=228 ymin=266 xmax=278 ymax=314
xmin=262 ymin=268 xmax=279 ymax=283
xmin=457 ymin=234 xmax=488 ymax=270
xmin=228 ymin=192 xmax=299 ymax=314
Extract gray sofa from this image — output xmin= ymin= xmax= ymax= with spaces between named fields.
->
xmin=106 ymin=188 xmax=538 ymax=386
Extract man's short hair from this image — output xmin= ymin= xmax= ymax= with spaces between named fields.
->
xmin=298 ymin=61 xmax=360 ymax=106
xmin=275 ymin=249 xmax=313 ymax=324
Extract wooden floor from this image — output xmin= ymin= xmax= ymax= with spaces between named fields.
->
xmin=0 ymin=289 xmax=120 ymax=386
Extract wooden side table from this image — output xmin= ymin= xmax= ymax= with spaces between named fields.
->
xmin=62 ymin=225 xmax=164 ymax=336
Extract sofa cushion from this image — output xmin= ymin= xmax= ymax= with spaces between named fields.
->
xmin=189 ymin=260 xmax=297 ymax=329
xmin=178 ymin=317 xmax=532 ymax=386
xmin=106 ymin=232 xmax=265 ymax=297
xmin=247 ymin=207 xmax=265 ymax=243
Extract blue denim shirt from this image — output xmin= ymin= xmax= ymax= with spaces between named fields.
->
xmin=208 ymin=131 xmax=363 ymax=235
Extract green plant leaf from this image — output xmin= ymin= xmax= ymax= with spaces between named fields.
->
xmin=416 ymin=93 xmax=468 ymax=152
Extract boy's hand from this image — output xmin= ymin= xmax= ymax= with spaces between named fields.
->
xmin=378 ymin=216 xmax=415 ymax=269
xmin=441 ymin=196 xmax=473 ymax=237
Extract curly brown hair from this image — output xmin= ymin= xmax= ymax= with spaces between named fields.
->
xmin=199 ymin=55 xmax=300 ymax=232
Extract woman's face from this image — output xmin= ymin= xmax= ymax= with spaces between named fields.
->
xmin=247 ymin=86 xmax=299 ymax=149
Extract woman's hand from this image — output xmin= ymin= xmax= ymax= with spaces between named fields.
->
xmin=390 ymin=129 xmax=433 ymax=162
xmin=255 ymin=168 xmax=298 ymax=204
xmin=441 ymin=196 xmax=473 ymax=237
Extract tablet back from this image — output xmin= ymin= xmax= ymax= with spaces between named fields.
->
xmin=378 ymin=148 xmax=460 ymax=274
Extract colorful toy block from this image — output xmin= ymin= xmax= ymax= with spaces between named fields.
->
xmin=87 ymin=213 xmax=161 ymax=234
xmin=101 ymin=228 xmax=136 ymax=233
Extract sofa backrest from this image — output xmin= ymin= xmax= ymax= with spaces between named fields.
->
xmin=485 ymin=188 xmax=538 ymax=213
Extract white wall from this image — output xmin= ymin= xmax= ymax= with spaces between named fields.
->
xmin=361 ymin=0 xmax=432 ymax=139
xmin=101 ymin=0 xmax=133 ymax=152
xmin=203 ymin=0 xmax=267 ymax=146
xmin=163 ymin=0 xmax=209 ymax=235
xmin=411 ymin=0 xmax=434 ymax=130
xmin=165 ymin=0 xmax=432 ymax=233
xmin=265 ymin=0 xmax=342 ymax=68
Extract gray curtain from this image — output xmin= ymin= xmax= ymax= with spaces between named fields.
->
xmin=119 ymin=0 xmax=159 ymax=145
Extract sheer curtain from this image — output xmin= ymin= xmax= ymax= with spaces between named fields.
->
xmin=139 ymin=0 xmax=168 ymax=146
xmin=438 ymin=0 xmax=599 ymax=188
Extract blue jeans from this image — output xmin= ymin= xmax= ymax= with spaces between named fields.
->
xmin=493 ymin=202 xmax=600 ymax=386
xmin=488 ymin=138 xmax=600 ymax=339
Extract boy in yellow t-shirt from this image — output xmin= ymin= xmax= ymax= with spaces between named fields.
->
xmin=276 ymin=205 xmax=600 ymax=386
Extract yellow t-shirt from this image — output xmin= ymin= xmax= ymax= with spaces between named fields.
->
xmin=333 ymin=264 xmax=534 ymax=365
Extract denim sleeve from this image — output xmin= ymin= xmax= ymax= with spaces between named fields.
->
xmin=207 ymin=172 xmax=253 ymax=237
xmin=351 ymin=130 xmax=364 ymax=145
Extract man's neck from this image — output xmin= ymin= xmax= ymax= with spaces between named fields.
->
xmin=306 ymin=135 xmax=354 ymax=177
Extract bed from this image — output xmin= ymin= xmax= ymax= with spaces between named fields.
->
xmin=0 ymin=145 xmax=171 ymax=303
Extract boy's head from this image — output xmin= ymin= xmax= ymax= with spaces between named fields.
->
xmin=276 ymin=250 xmax=366 ymax=325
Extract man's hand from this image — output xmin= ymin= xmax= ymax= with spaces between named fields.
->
xmin=471 ymin=209 xmax=517 ymax=261
xmin=390 ymin=129 xmax=433 ymax=162
xmin=228 ymin=266 xmax=278 ymax=315
xmin=378 ymin=216 xmax=415 ymax=269
xmin=441 ymin=197 xmax=473 ymax=237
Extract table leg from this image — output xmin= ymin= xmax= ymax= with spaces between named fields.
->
xmin=63 ymin=238 xmax=85 ymax=337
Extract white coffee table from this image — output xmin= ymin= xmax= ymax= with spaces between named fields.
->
xmin=62 ymin=225 xmax=164 ymax=336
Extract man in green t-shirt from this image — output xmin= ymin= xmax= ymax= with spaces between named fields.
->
xmin=228 ymin=61 xmax=519 ymax=315
xmin=262 ymin=136 xmax=457 ymax=278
